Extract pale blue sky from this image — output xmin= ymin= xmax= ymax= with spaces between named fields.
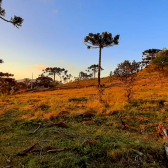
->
xmin=0 ymin=0 xmax=168 ymax=80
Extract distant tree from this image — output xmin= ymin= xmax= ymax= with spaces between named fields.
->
xmin=84 ymin=32 xmax=120 ymax=87
xmin=0 ymin=60 xmax=16 ymax=94
xmin=36 ymin=74 xmax=53 ymax=88
xmin=15 ymin=82 xmax=26 ymax=90
xmin=114 ymin=60 xmax=141 ymax=101
xmin=23 ymin=78 xmax=31 ymax=89
xmin=0 ymin=72 xmax=14 ymax=78
xmin=151 ymin=49 xmax=168 ymax=86
xmin=152 ymin=50 xmax=168 ymax=71
xmin=109 ymin=71 xmax=113 ymax=82
xmin=0 ymin=72 xmax=14 ymax=87
xmin=62 ymin=73 xmax=73 ymax=84
xmin=0 ymin=78 xmax=16 ymax=94
xmin=68 ymin=74 xmax=73 ymax=83
xmin=43 ymin=67 xmax=66 ymax=82
xmin=0 ymin=0 xmax=24 ymax=28
xmin=141 ymin=49 xmax=161 ymax=71
xmin=85 ymin=64 xmax=104 ymax=79
xmin=79 ymin=71 xmax=92 ymax=80
xmin=0 ymin=72 xmax=15 ymax=94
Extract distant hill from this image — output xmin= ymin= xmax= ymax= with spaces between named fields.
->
xmin=16 ymin=79 xmax=63 ymax=85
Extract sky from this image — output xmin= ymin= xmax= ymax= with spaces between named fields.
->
xmin=0 ymin=0 xmax=168 ymax=81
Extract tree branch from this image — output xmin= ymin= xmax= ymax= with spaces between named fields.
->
xmin=0 ymin=16 xmax=10 ymax=23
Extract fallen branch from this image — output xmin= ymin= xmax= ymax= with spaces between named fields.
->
xmin=47 ymin=148 xmax=65 ymax=153
xmin=17 ymin=143 xmax=39 ymax=156
xmin=28 ymin=123 xmax=42 ymax=135
xmin=156 ymin=123 xmax=168 ymax=159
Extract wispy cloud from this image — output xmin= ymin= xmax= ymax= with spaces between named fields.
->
xmin=31 ymin=64 xmax=47 ymax=71
xmin=60 ymin=60 xmax=63 ymax=63
xmin=68 ymin=65 xmax=72 ymax=68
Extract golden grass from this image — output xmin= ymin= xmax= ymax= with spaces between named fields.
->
xmin=1 ymin=69 xmax=168 ymax=121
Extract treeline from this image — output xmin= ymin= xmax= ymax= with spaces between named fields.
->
xmin=0 ymin=63 xmax=102 ymax=94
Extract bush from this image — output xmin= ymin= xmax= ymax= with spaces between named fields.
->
xmin=48 ymin=81 xmax=60 ymax=88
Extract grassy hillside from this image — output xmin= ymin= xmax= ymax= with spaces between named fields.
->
xmin=1 ymin=69 xmax=168 ymax=167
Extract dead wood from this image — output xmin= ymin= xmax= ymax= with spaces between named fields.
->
xmin=28 ymin=123 xmax=42 ymax=135
xmin=17 ymin=143 xmax=39 ymax=156
xmin=47 ymin=148 xmax=65 ymax=153
xmin=156 ymin=123 xmax=168 ymax=159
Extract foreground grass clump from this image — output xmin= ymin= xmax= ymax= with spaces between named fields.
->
xmin=1 ymin=74 xmax=168 ymax=167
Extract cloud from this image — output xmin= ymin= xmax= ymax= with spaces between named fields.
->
xmin=53 ymin=9 xmax=58 ymax=14
xmin=31 ymin=64 xmax=47 ymax=71
xmin=60 ymin=60 xmax=63 ymax=63
xmin=68 ymin=65 xmax=72 ymax=68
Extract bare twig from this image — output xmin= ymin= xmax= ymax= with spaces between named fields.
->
xmin=17 ymin=143 xmax=39 ymax=156
xmin=47 ymin=148 xmax=65 ymax=153
xmin=28 ymin=123 xmax=42 ymax=135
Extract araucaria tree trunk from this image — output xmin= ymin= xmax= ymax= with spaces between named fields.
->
xmin=98 ymin=46 xmax=102 ymax=87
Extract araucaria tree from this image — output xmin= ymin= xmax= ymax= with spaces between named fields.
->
xmin=0 ymin=0 xmax=24 ymax=28
xmin=84 ymin=32 xmax=120 ymax=87
xmin=85 ymin=64 xmax=104 ymax=79
xmin=43 ymin=67 xmax=66 ymax=83
xmin=114 ymin=60 xmax=141 ymax=101
xmin=0 ymin=59 xmax=3 ymax=64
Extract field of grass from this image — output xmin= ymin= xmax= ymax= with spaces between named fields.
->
xmin=1 ymin=70 xmax=168 ymax=167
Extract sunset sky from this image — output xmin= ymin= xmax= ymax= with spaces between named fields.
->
xmin=0 ymin=0 xmax=168 ymax=81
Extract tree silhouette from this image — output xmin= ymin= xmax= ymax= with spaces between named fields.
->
xmin=0 ymin=72 xmax=15 ymax=94
xmin=0 ymin=0 xmax=24 ymax=28
xmin=79 ymin=71 xmax=92 ymax=80
xmin=85 ymin=64 xmax=104 ymax=79
xmin=43 ymin=67 xmax=66 ymax=82
xmin=0 ymin=78 xmax=16 ymax=94
xmin=114 ymin=60 xmax=141 ymax=101
xmin=15 ymin=82 xmax=26 ymax=90
xmin=23 ymin=78 xmax=31 ymax=89
xmin=142 ymin=49 xmax=161 ymax=68
xmin=109 ymin=71 xmax=113 ymax=82
xmin=36 ymin=74 xmax=53 ymax=88
xmin=62 ymin=73 xmax=73 ymax=83
xmin=84 ymin=32 xmax=120 ymax=87
xmin=0 ymin=59 xmax=3 ymax=64
xmin=152 ymin=50 xmax=168 ymax=71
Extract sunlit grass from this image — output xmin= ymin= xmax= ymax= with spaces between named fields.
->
xmin=1 ymin=70 xmax=168 ymax=167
